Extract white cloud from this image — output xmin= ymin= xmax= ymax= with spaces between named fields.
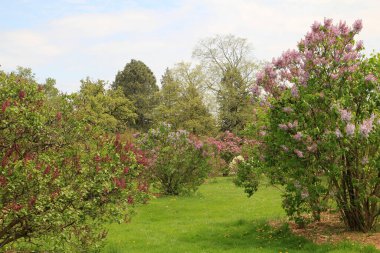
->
xmin=0 ymin=30 xmax=61 ymax=67
xmin=50 ymin=10 xmax=159 ymax=38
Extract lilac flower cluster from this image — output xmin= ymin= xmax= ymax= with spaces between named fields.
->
xmin=335 ymin=129 xmax=343 ymax=138
xmin=365 ymin=74 xmax=377 ymax=82
xmin=293 ymin=132 xmax=302 ymax=141
xmin=278 ymin=120 xmax=298 ymax=131
xmin=359 ymin=114 xmax=375 ymax=137
xmin=346 ymin=123 xmax=355 ymax=136
xmin=294 ymin=149 xmax=304 ymax=158
xmin=282 ymin=107 xmax=293 ymax=113
xmin=339 ymin=109 xmax=352 ymax=122
xmin=255 ymin=19 xmax=364 ymax=99
xmin=251 ymin=85 xmax=261 ymax=97
xmin=281 ymin=145 xmax=289 ymax=152
xmin=291 ymin=86 xmax=299 ymax=98
xmin=207 ymin=131 xmax=242 ymax=154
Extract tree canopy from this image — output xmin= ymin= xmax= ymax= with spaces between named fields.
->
xmin=112 ymin=59 xmax=159 ymax=131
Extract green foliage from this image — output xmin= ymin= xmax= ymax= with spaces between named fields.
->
xmin=112 ymin=59 xmax=159 ymax=131
xmin=154 ymin=68 xmax=182 ymax=129
xmin=234 ymin=157 xmax=262 ymax=197
xmin=139 ymin=123 xmax=210 ymax=195
xmin=154 ymin=64 xmax=216 ymax=135
xmin=75 ymin=78 xmax=136 ymax=132
xmin=0 ymin=69 xmax=147 ymax=251
xmin=218 ymin=66 xmax=254 ymax=133
xmin=179 ymin=82 xmax=216 ymax=135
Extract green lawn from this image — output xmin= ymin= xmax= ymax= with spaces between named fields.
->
xmin=103 ymin=177 xmax=378 ymax=253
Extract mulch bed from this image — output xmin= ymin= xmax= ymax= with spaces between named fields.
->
xmin=270 ymin=212 xmax=380 ymax=249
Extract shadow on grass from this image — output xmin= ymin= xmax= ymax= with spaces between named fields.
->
xmin=179 ymin=219 xmax=378 ymax=253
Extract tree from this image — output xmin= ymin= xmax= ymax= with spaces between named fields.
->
xmin=218 ymin=66 xmax=253 ymax=132
xmin=153 ymin=68 xmax=182 ymax=129
xmin=0 ymin=69 xmax=148 ymax=251
xmin=193 ymin=34 xmax=257 ymax=92
xmin=76 ymin=78 xmax=136 ymax=132
xmin=193 ymin=34 xmax=258 ymax=130
xmin=179 ymin=82 xmax=216 ymax=135
xmin=154 ymin=63 xmax=216 ymax=135
xmin=112 ymin=59 xmax=159 ymax=131
xmin=239 ymin=19 xmax=380 ymax=232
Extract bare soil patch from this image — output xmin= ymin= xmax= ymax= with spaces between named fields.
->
xmin=270 ymin=212 xmax=380 ymax=249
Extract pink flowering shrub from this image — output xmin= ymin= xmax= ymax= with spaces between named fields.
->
xmin=239 ymin=19 xmax=380 ymax=231
xmin=207 ymin=131 xmax=243 ymax=176
xmin=138 ymin=123 xmax=210 ymax=195
xmin=0 ymin=70 xmax=148 ymax=251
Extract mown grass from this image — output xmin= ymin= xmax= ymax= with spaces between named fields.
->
xmin=103 ymin=177 xmax=378 ymax=253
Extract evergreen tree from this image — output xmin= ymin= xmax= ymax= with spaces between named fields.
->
xmin=112 ymin=59 xmax=158 ymax=131
xmin=178 ymin=83 xmax=216 ymax=135
xmin=218 ymin=67 xmax=253 ymax=133
xmin=154 ymin=68 xmax=182 ymax=129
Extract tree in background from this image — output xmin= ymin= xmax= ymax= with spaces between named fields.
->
xmin=112 ymin=59 xmax=159 ymax=131
xmin=154 ymin=68 xmax=182 ymax=129
xmin=154 ymin=63 xmax=216 ymax=135
xmin=76 ymin=78 xmax=136 ymax=132
xmin=218 ymin=66 xmax=253 ymax=132
xmin=193 ymin=34 xmax=258 ymax=132
xmin=179 ymin=82 xmax=216 ymax=135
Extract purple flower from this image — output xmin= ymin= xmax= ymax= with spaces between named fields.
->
xmin=348 ymin=65 xmax=358 ymax=73
xmin=365 ymin=74 xmax=377 ymax=82
xmin=273 ymin=56 xmax=285 ymax=68
xmin=281 ymin=145 xmax=289 ymax=152
xmin=294 ymin=149 xmax=304 ymax=158
xmin=339 ymin=21 xmax=349 ymax=35
xmin=311 ymin=21 xmax=321 ymax=32
xmin=331 ymin=73 xmax=339 ymax=80
xmin=259 ymin=131 xmax=266 ymax=136
xmin=287 ymin=120 xmax=298 ymax=129
xmin=324 ymin=18 xmax=333 ymax=28
xmin=359 ymin=115 xmax=374 ymax=137
xmin=279 ymin=124 xmax=288 ymax=130
xmin=251 ymin=85 xmax=261 ymax=96
xmin=356 ymin=40 xmax=364 ymax=50
xmin=335 ymin=128 xmax=343 ymax=138
xmin=194 ymin=142 xmax=203 ymax=150
xmin=282 ymin=107 xmax=293 ymax=113
xmin=345 ymin=44 xmax=353 ymax=52
xmin=346 ymin=123 xmax=355 ymax=136
xmin=256 ymin=72 xmax=264 ymax=84
xmin=293 ymin=132 xmax=302 ymax=141
xmin=339 ymin=109 xmax=352 ymax=122
xmin=291 ymin=85 xmax=299 ymax=98
xmin=352 ymin=19 xmax=363 ymax=33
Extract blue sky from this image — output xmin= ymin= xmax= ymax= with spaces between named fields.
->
xmin=1 ymin=0 xmax=379 ymax=92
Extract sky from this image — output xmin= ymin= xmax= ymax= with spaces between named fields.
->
xmin=0 ymin=0 xmax=379 ymax=93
